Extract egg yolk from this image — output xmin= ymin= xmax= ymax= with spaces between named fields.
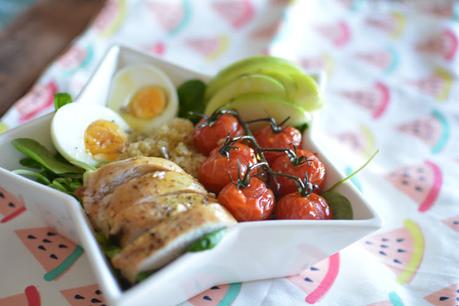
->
xmin=84 ymin=120 xmax=127 ymax=161
xmin=128 ymin=86 xmax=167 ymax=119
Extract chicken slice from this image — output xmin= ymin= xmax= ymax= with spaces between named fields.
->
xmin=93 ymin=171 xmax=206 ymax=234
xmin=112 ymin=203 xmax=236 ymax=283
xmin=81 ymin=156 xmax=184 ymax=209
xmin=109 ymin=192 xmax=217 ymax=247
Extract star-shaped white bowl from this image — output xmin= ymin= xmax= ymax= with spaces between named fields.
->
xmin=0 ymin=45 xmax=381 ymax=306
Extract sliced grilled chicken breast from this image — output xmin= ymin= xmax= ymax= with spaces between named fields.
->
xmin=82 ymin=157 xmax=185 ymax=230
xmin=109 ymin=192 xmax=217 ymax=247
xmin=92 ymin=171 xmax=206 ymax=235
xmin=81 ymin=156 xmax=237 ymax=284
xmin=112 ymin=203 xmax=236 ymax=283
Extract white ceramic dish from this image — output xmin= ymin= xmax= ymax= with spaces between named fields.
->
xmin=0 ymin=45 xmax=381 ymax=306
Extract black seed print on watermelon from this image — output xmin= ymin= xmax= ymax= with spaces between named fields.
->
xmin=50 ymin=254 xmax=58 ymax=260
xmin=95 ymin=289 xmax=102 ymax=294
xmin=0 ymin=192 xmax=4 ymax=198
xmin=38 ymin=245 xmax=46 ymax=251
xmin=304 ymin=277 xmax=313 ymax=282
xmin=27 ymin=235 xmax=36 ymax=239
xmin=74 ymin=294 xmax=84 ymax=299
xmin=8 ymin=202 xmax=15 ymax=207
xmin=310 ymin=266 xmax=319 ymax=271
xmin=58 ymin=244 xmax=68 ymax=248
xmin=211 ymin=286 xmax=219 ymax=289
xmin=47 ymin=231 xmax=56 ymax=236
xmin=91 ymin=297 xmax=102 ymax=303
xmin=203 ymin=296 xmax=212 ymax=301
xmin=439 ymin=296 xmax=449 ymax=301
xmin=43 ymin=238 xmax=52 ymax=243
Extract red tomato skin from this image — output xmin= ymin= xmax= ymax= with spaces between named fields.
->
xmin=198 ymin=143 xmax=257 ymax=194
xmin=218 ymin=177 xmax=275 ymax=221
xmin=193 ymin=114 xmax=244 ymax=155
xmin=253 ymin=126 xmax=302 ymax=163
xmin=270 ymin=149 xmax=326 ymax=196
xmin=275 ymin=192 xmax=332 ymax=220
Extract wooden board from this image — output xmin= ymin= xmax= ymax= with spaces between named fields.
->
xmin=0 ymin=0 xmax=105 ymax=116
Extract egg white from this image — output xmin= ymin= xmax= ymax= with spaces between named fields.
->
xmin=107 ymin=64 xmax=178 ymax=133
xmin=51 ymin=103 xmax=130 ymax=169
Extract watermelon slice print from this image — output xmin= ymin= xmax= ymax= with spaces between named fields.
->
xmin=250 ymin=21 xmax=281 ymax=39
xmin=61 ymin=284 xmax=106 ymax=306
xmin=188 ymin=283 xmax=241 ymax=306
xmin=287 ymin=253 xmax=340 ymax=304
xmin=424 ymin=284 xmax=459 ymax=306
xmin=367 ymin=291 xmax=404 ymax=306
xmin=416 ymin=29 xmax=458 ymax=61
xmin=386 ymin=161 xmax=442 ymax=212
xmin=0 ymin=186 xmax=26 ymax=223
xmin=407 ymin=67 xmax=454 ymax=101
xmin=415 ymin=2 xmax=455 ymax=18
xmin=365 ymin=12 xmax=406 ymax=38
xmin=334 ymin=125 xmax=376 ymax=158
xmin=443 ymin=215 xmax=459 ymax=233
xmin=211 ymin=0 xmax=254 ymax=29
xmin=186 ymin=35 xmax=230 ymax=61
xmin=363 ymin=219 xmax=425 ymax=285
xmin=397 ymin=110 xmax=449 ymax=154
xmin=0 ymin=285 xmax=40 ymax=306
xmin=300 ymin=53 xmax=335 ymax=77
xmin=92 ymin=0 xmax=127 ymax=38
xmin=15 ymin=227 xmax=84 ymax=281
xmin=338 ymin=82 xmax=390 ymax=119
xmin=15 ymin=81 xmax=58 ymax=123
xmin=149 ymin=0 xmax=191 ymax=36
xmin=315 ymin=20 xmax=351 ymax=47
xmin=354 ymin=47 xmax=399 ymax=74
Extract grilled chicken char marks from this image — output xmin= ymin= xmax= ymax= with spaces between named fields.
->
xmin=112 ymin=203 xmax=235 ymax=283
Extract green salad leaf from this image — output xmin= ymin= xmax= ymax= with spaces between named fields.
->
xmin=19 ymin=157 xmax=43 ymax=169
xmin=12 ymin=169 xmax=51 ymax=185
xmin=12 ymin=138 xmax=83 ymax=174
xmin=322 ymin=191 xmax=353 ymax=220
xmin=54 ymin=92 xmax=73 ymax=111
xmin=95 ymin=232 xmax=121 ymax=259
xmin=187 ymin=228 xmax=227 ymax=252
xmin=177 ymin=79 xmax=207 ymax=123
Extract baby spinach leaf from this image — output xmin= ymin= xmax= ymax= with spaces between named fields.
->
xmin=12 ymin=138 xmax=83 ymax=174
xmin=177 ymin=79 xmax=207 ymax=124
xmin=135 ymin=271 xmax=155 ymax=283
xmin=12 ymin=169 xmax=51 ymax=185
xmin=95 ymin=232 xmax=121 ymax=259
xmin=19 ymin=157 xmax=43 ymax=169
xmin=54 ymin=92 xmax=73 ymax=111
xmin=322 ymin=191 xmax=353 ymax=220
xmin=187 ymin=228 xmax=227 ymax=252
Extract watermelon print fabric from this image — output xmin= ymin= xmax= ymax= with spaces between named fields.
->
xmin=1 ymin=0 xmax=459 ymax=305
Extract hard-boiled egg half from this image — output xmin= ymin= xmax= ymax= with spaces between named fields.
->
xmin=107 ymin=64 xmax=178 ymax=133
xmin=51 ymin=103 xmax=130 ymax=169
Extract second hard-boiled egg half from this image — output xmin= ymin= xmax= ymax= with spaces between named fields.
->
xmin=107 ymin=64 xmax=178 ymax=133
xmin=51 ymin=103 xmax=130 ymax=169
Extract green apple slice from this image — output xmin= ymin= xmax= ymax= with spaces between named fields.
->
xmin=205 ymin=56 xmax=303 ymax=100
xmin=205 ymin=74 xmax=286 ymax=115
xmin=222 ymin=93 xmax=311 ymax=127
xmin=287 ymin=72 xmax=323 ymax=111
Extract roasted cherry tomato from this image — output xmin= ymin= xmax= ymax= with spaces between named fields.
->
xmin=218 ymin=177 xmax=275 ymax=221
xmin=198 ymin=142 xmax=257 ymax=193
xmin=253 ymin=125 xmax=302 ymax=163
xmin=270 ymin=149 xmax=326 ymax=196
xmin=193 ymin=114 xmax=244 ymax=155
xmin=275 ymin=192 xmax=332 ymax=220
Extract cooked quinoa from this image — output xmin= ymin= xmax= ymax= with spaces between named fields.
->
xmin=120 ymin=118 xmax=206 ymax=177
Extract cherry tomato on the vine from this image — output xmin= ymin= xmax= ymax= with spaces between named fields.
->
xmin=198 ymin=142 xmax=257 ymax=193
xmin=218 ymin=177 xmax=275 ymax=222
xmin=275 ymin=192 xmax=332 ymax=220
xmin=270 ymin=149 xmax=326 ymax=196
xmin=193 ymin=114 xmax=244 ymax=155
xmin=253 ymin=125 xmax=302 ymax=163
